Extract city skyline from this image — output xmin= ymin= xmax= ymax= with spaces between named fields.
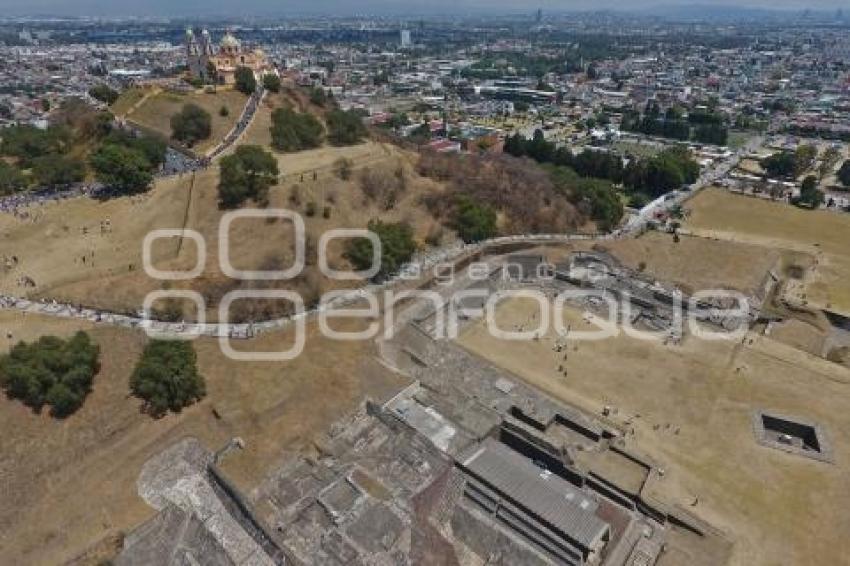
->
xmin=2 ymin=0 xmax=849 ymax=18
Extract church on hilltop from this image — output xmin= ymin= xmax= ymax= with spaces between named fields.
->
xmin=185 ymin=28 xmax=274 ymax=86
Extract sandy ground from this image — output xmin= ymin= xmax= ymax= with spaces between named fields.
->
xmin=685 ymin=187 xmax=850 ymax=315
xmin=457 ymin=297 xmax=850 ymax=566
xmin=0 ymin=312 xmax=405 ymax=565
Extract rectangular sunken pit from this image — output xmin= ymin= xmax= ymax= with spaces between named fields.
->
xmin=752 ymin=410 xmax=833 ymax=463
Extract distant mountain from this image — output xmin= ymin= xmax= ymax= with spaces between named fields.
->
xmin=631 ymin=4 xmax=824 ymax=22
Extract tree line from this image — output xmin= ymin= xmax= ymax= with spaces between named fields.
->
xmin=504 ymin=130 xmax=700 ymax=202
xmin=620 ymin=103 xmax=729 ymax=146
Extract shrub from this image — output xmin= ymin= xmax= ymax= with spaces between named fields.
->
xmin=90 ymin=143 xmax=153 ymax=194
xmin=88 ymin=84 xmax=120 ymax=105
xmin=345 ymin=220 xmax=415 ymax=280
xmin=234 ymin=66 xmax=257 ymax=95
xmin=130 ymin=340 xmax=205 ymax=417
xmin=0 ymin=331 xmax=100 ymax=418
xmin=269 ymin=108 xmax=324 ymax=152
xmin=0 ymin=161 xmax=28 ymax=194
xmin=31 ymin=154 xmax=86 ymax=186
xmin=219 ymin=105 xmax=230 ymax=117
xmin=218 ymin=145 xmax=279 ymax=208
xmin=326 ymin=109 xmax=368 ymax=146
xmin=452 ymin=195 xmax=498 ymax=243
xmin=170 ymin=103 xmax=212 ymax=146
xmin=262 ymin=73 xmax=281 ymax=93
xmin=333 ymin=157 xmax=353 ymax=180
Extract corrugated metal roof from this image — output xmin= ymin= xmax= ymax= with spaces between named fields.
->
xmin=458 ymin=439 xmax=609 ymax=550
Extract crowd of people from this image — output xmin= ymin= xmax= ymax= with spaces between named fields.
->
xmin=207 ymin=86 xmax=264 ymax=160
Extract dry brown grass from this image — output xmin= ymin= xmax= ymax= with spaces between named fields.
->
xmin=0 ymin=147 xmax=444 ymax=319
xmin=572 ymin=231 xmax=778 ymax=296
xmin=126 ymin=88 xmax=247 ymax=154
xmin=457 ymin=297 xmax=850 ymax=566
xmin=0 ymin=311 xmax=405 ymax=565
xmin=684 ymin=187 xmax=850 ymax=315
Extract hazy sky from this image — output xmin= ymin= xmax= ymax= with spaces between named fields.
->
xmin=2 ymin=0 xmax=848 ymax=17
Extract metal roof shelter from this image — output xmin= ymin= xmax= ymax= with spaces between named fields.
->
xmin=457 ymin=439 xmax=610 ymax=565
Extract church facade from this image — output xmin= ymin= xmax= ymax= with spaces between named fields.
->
xmin=185 ymin=28 xmax=274 ymax=86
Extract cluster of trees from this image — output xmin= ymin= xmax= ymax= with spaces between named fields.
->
xmin=346 ymin=219 xmax=416 ymax=280
xmin=0 ymin=331 xmax=100 ymax=418
xmin=218 ymin=144 xmax=279 ymax=208
xmin=170 ymin=103 xmax=212 ymax=146
xmin=504 ymin=130 xmax=699 ymax=198
xmin=761 ymin=144 xmax=816 ymax=179
xmin=1 ymin=124 xmax=73 ymax=167
xmin=89 ymin=129 xmax=166 ymax=195
xmin=0 ymin=161 xmax=27 ymax=194
xmin=326 ymin=109 xmax=368 ymax=146
xmin=88 ymin=84 xmax=120 ymax=105
xmin=234 ymin=66 xmax=257 ymax=95
xmin=0 ymin=100 xmax=166 ymax=196
xmin=548 ymin=166 xmax=624 ymax=232
xmin=417 ymin=151 xmax=583 ymax=235
xmin=130 ymin=340 xmax=206 ymax=417
xmin=0 ymin=124 xmax=86 ymax=189
xmin=620 ymin=104 xmax=729 ymax=145
xmin=269 ymin=108 xmax=324 ymax=152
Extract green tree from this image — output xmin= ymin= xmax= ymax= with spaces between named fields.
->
xmin=837 ymin=160 xmax=850 ymax=188
xmin=90 ymin=144 xmax=153 ymax=194
xmin=218 ymin=145 xmax=279 ymax=208
xmin=88 ymin=84 xmax=120 ymax=105
xmin=262 ymin=73 xmax=281 ymax=93
xmin=0 ymin=125 xmax=71 ymax=167
xmin=761 ymin=152 xmax=796 ymax=178
xmin=796 ymin=175 xmax=824 ymax=208
xmin=345 ymin=220 xmax=415 ymax=280
xmin=326 ymin=109 xmax=368 ymax=146
xmin=309 ymin=87 xmax=328 ymax=107
xmin=0 ymin=331 xmax=100 ymax=418
xmin=269 ymin=108 xmax=324 ymax=152
xmin=130 ymin=340 xmax=205 ymax=417
xmin=31 ymin=154 xmax=85 ymax=186
xmin=170 ymin=103 xmax=212 ymax=146
xmin=234 ymin=66 xmax=257 ymax=95
xmin=0 ymin=161 xmax=27 ymax=194
xmin=452 ymin=195 xmax=498 ymax=243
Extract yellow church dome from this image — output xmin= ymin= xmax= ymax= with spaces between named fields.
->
xmin=220 ymin=32 xmax=241 ymax=50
